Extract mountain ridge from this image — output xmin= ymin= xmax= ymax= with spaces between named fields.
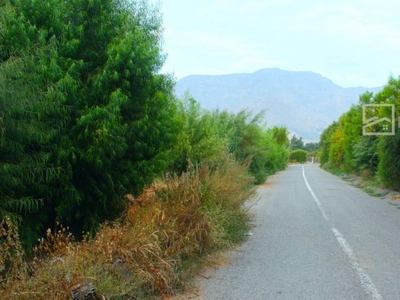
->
xmin=175 ymin=68 xmax=381 ymax=142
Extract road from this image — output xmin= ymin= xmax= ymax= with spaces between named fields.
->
xmin=195 ymin=164 xmax=400 ymax=300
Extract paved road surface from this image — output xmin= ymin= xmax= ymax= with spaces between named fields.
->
xmin=196 ymin=164 xmax=400 ymax=300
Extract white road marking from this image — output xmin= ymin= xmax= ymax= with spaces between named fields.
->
xmin=332 ymin=228 xmax=383 ymax=300
xmin=302 ymin=165 xmax=383 ymax=300
xmin=302 ymin=166 xmax=329 ymax=221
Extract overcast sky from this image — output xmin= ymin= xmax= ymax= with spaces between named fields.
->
xmin=154 ymin=0 xmax=400 ymax=88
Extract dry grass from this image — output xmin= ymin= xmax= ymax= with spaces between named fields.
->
xmin=0 ymin=154 xmax=256 ymax=299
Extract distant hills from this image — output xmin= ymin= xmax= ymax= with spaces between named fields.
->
xmin=174 ymin=68 xmax=381 ymax=142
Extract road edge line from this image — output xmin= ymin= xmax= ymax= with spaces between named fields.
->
xmin=301 ymin=165 xmax=383 ymax=300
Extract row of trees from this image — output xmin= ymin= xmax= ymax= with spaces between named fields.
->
xmin=319 ymin=76 xmax=400 ymax=189
xmin=175 ymin=94 xmax=290 ymax=183
xmin=0 ymin=0 xmax=289 ymax=248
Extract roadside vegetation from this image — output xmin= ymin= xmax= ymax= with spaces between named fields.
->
xmin=0 ymin=0 xmax=289 ymax=298
xmin=0 ymin=156 xmax=257 ymax=299
xmin=288 ymin=135 xmax=320 ymax=163
xmin=319 ymin=76 xmax=400 ymax=191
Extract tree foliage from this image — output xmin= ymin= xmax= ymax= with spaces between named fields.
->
xmin=289 ymin=135 xmax=304 ymax=150
xmin=0 ymin=2 xmax=66 ymax=233
xmin=319 ymin=76 xmax=400 ymax=189
xmin=304 ymin=142 xmax=319 ymax=152
xmin=289 ymin=149 xmax=307 ymax=163
xmin=171 ymin=95 xmax=289 ymax=184
xmin=319 ymin=121 xmax=338 ymax=166
xmin=1 ymin=0 xmax=180 ymax=242
xmin=375 ymin=77 xmax=400 ymax=189
xmin=1 ymin=0 xmax=291 ymax=249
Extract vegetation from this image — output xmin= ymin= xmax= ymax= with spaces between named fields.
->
xmin=0 ymin=156 xmax=257 ymax=299
xmin=319 ymin=76 xmax=400 ymax=190
xmin=289 ymin=135 xmax=305 ymax=150
xmin=1 ymin=0 xmax=182 ymax=245
xmin=0 ymin=0 xmax=290 ymax=297
xmin=173 ymin=94 xmax=290 ymax=184
xmin=288 ymin=135 xmax=320 ymax=163
xmin=289 ymin=149 xmax=308 ymax=163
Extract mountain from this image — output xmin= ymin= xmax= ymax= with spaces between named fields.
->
xmin=174 ymin=68 xmax=381 ymax=142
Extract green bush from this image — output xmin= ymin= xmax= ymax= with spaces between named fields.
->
xmin=289 ymin=149 xmax=308 ymax=163
xmin=352 ymin=136 xmax=378 ymax=173
xmin=378 ymin=133 xmax=400 ymax=189
xmin=171 ymin=98 xmax=289 ymax=184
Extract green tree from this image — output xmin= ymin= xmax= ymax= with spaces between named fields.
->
xmin=304 ymin=142 xmax=319 ymax=152
xmin=339 ymin=105 xmax=362 ymax=171
xmin=171 ymin=99 xmax=289 ymax=184
xmin=224 ymin=111 xmax=289 ymax=183
xmin=0 ymin=2 xmax=67 ymax=242
xmin=0 ymin=46 xmax=56 ymax=225
xmin=352 ymin=136 xmax=378 ymax=173
xmin=263 ymin=128 xmax=289 ymax=173
xmin=319 ymin=91 xmax=375 ymax=172
xmin=376 ymin=77 xmax=400 ymax=188
xmin=319 ymin=122 xmax=338 ymax=167
xmin=271 ymin=126 xmax=289 ymax=147
xmin=289 ymin=135 xmax=304 ymax=150
xmin=171 ymin=94 xmax=226 ymax=173
xmin=1 ymin=0 xmax=181 ymax=242
xmin=328 ymin=125 xmax=345 ymax=167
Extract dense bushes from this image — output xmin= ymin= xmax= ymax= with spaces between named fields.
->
xmin=171 ymin=94 xmax=289 ymax=184
xmin=1 ymin=0 xmax=182 ymax=244
xmin=1 ymin=0 xmax=290 ymax=262
xmin=0 ymin=154 xmax=256 ymax=299
xmin=0 ymin=1 xmax=291 ymax=296
xmin=289 ymin=149 xmax=307 ymax=163
xmin=319 ymin=76 xmax=400 ymax=189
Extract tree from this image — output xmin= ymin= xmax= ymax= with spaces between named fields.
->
xmin=319 ymin=122 xmax=338 ymax=166
xmin=375 ymin=77 xmax=400 ymax=189
xmin=328 ymin=125 xmax=344 ymax=167
xmin=1 ymin=0 xmax=181 ymax=242
xmin=0 ymin=2 xmax=67 ymax=244
xmin=319 ymin=91 xmax=375 ymax=172
xmin=304 ymin=142 xmax=319 ymax=152
xmin=171 ymin=94 xmax=226 ymax=173
xmin=289 ymin=135 xmax=304 ymax=150
xmin=352 ymin=136 xmax=378 ymax=173
xmin=170 ymin=99 xmax=289 ymax=184
xmin=338 ymin=105 xmax=362 ymax=171
xmin=271 ymin=126 xmax=289 ymax=147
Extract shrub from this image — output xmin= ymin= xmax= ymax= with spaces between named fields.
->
xmin=0 ymin=153 xmax=256 ymax=299
xmin=289 ymin=149 xmax=308 ymax=163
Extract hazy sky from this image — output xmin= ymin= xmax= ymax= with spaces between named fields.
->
xmin=154 ymin=0 xmax=400 ymax=88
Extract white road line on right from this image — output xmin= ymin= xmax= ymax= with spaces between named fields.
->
xmin=302 ymin=165 xmax=383 ymax=300
xmin=332 ymin=228 xmax=383 ymax=300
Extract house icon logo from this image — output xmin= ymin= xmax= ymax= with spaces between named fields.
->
xmin=362 ymin=104 xmax=395 ymax=136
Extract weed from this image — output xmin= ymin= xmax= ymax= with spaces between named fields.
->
xmin=0 ymin=153 xmax=256 ymax=299
xmin=363 ymin=187 xmax=385 ymax=197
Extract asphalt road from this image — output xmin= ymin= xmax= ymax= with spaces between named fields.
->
xmin=196 ymin=164 xmax=400 ymax=300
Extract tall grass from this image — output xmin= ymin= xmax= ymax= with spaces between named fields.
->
xmin=0 ymin=154 xmax=256 ymax=299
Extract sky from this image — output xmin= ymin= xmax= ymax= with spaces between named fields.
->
xmin=152 ymin=0 xmax=400 ymax=88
